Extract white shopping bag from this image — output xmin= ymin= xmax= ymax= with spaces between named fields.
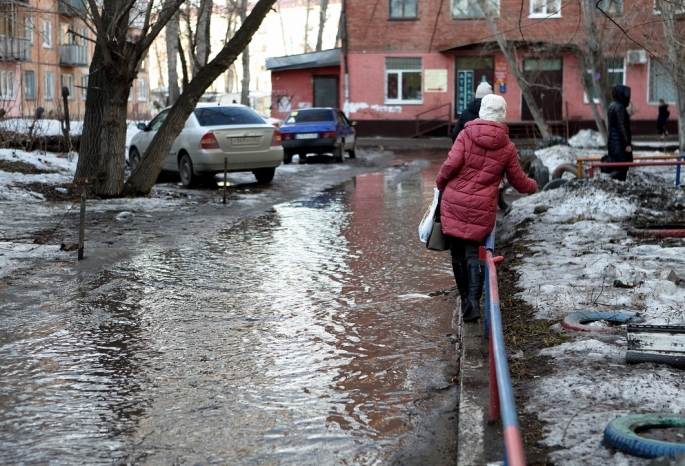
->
xmin=418 ymin=188 xmax=440 ymax=243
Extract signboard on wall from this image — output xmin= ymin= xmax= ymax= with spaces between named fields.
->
xmin=495 ymin=60 xmax=508 ymax=93
xmin=424 ymin=69 xmax=448 ymax=93
xmin=457 ymin=70 xmax=474 ymax=113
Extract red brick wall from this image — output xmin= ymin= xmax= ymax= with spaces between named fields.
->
xmin=270 ymin=66 xmax=341 ymax=119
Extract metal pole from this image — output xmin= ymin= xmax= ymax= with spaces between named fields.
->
xmin=78 ymin=189 xmax=86 ymax=260
xmin=223 ymin=157 xmax=228 ymax=204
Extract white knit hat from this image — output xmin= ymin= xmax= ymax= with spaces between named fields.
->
xmin=475 ymin=81 xmax=494 ymax=99
xmin=479 ymin=94 xmax=506 ymax=123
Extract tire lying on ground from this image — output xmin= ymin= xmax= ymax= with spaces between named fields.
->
xmin=552 ymin=163 xmax=579 ymax=179
xmin=604 ymin=413 xmax=685 ymax=458
xmin=542 ymin=178 xmax=569 ymax=191
xmin=537 ymin=135 xmax=569 ymax=149
xmin=561 ymin=311 xmax=643 ymax=332
xmin=530 ymin=159 xmax=550 ymax=191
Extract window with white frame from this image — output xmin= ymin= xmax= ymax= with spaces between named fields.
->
xmin=24 ymin=16 xmax=33 ymax=44
xmin=586 ymin=57 xmax=625 ymax=102
xmin=61 ymin=74 xmax=74 ymax=100
xmin=137 ymin=78 xmax=147 ymax=101
xmin=0 ymin=70 xmax=14 ymax=100
xmin=42 ymin=19 xmax=52 ymax=48
xmin=385 ymin=57 xmax=422 ymax=103
xmin=60 ymin=23 xmax=74 ymax=45
xmin=44 ymin=71 xmax=54 ymax=100
xmin=530 ymin=0 xmax=561 ymax=16
xmin=81 ymin=74 xmax=88 ymax=100
xmin=390 ymin=0 xmax=418 ymax=18
xmin=25 ymin=70 xmax=35 ymax=100
xmin=648 ymin=57 xmax=676 ymax=103
xmin=595 ymin=0 xmax=623 ymax=14
xmin=79 ymin=26 xmax=87 ymax=46
xmin=452 ymin=0 xmax=499 ymax=17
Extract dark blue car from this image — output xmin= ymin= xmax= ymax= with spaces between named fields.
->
xmin=279 ymin=108 xmax=356 ymax=164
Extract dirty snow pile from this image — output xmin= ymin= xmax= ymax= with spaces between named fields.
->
xmin=501 ymin=148 xmax=685 ymax=465
xmin=568 ymin=129 xmax=605 ymax=149
xmin=0 ymin=148 xmax=76 ymax=201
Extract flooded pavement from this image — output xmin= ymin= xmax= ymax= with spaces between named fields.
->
xmin=0 ymin=151 xmax=461 ymax=464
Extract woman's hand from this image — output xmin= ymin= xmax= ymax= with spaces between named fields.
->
xmin=626 ymin=145 xmax=632 ymax=153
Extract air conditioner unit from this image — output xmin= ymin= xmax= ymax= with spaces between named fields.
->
xmin=626 ymin=49 xmax=647 ymax=65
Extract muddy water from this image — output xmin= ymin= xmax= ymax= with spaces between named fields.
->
xmin=0 ymin=155 xmax=460 ymax=464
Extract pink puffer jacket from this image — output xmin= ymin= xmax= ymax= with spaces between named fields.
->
xmin=436 ymin=120 xmax=537 ymax=243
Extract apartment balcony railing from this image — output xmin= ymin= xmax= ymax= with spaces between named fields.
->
xmin=59 ymin=44 xmax=88 ymax=66
xmin=0 ymin=36 xmax=30 ymax=61
xmin=58 ymin=0 xmax=87 ymax=15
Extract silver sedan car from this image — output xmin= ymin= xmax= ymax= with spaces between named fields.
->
xmin=129 ymin=103 xmax=283 ymax=188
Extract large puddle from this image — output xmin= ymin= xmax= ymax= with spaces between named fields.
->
xmin=0 ymin=152 xmax=460 ymax=464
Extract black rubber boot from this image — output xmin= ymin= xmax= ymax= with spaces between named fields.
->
xmin=451 ymin=260 xmax=469 ymax=315
xmin=463 ymin=263 xmax=485 ymax=322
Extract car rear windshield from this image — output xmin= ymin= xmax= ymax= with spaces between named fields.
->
xmin=285 ymin=109 xmax=334 ymax=124
xmin=193 ymin=107 xmax=265 ymax=126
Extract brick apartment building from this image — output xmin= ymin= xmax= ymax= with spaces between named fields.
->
xmin=0 ymin=0 xmax=149 ymax=120
xmin=269 ymin=0 xmax=675 ymax=137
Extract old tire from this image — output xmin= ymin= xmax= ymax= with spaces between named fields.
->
xmin=253 ymin=167 xmax=275 ymax=183
xmin=530 ymin=159 xmax=549 ymax=191
xmin=129 ymin=147 xmax=141 ymax=172
xmin=542 ymin=179 xmax=569 ymax=191
xmin=179 ymin=153 xmax=198 ymax=188
xmin=553 ymin=163 xmax=579 ymax=179
xmin=562 ymin=311 xmax=643 ymax=332
xmin=604 ymin=413 xmax=685 ymax=458
xmin=334 ymin=144 xmax=345 ymax=163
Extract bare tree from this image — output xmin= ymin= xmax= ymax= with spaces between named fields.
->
xmin=74 ymin=0 xmax=276 ymax=197
xmin=476 ymin=0 xmax=551 ymax=139
xmin=315 ymin=0 xmax=329 ymax=52
xmin=166 ymin=12 xmax=181 ymax=105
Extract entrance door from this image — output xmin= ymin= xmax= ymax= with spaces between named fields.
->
xmin=313 ymin=76 xmax=339 ymax=108
xmin=521 ymin=57 xmax=563 ymax=121
xmin=454 ymin=57 xmax=494 ymax=118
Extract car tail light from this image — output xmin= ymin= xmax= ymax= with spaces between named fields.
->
xmin=271 ymin=129 xmax=282 ymax=146
xmin=281 ymin=133 xmax=293 ymax=141
xmin=320 ymin=131 xmax=337 ymax=138
xmin=200 ymin=133 xmax=220 ymax=149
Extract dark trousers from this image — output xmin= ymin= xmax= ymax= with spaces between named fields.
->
xmin=447 ymin=236 xmax=484 ymax=267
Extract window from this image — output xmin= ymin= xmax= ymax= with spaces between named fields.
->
xmin=390 ymin=0 xmax=418 ymax=18
xmin=60 ymin=23 xmax=74 ymax=45
xmin=137 ymin=78 xmax=147 ymax=101
xmin=194 ymin=107 xmax=265 ymax=126
xmin=79 ymin=26 xmax=87 ymax=46
xmin=452 ymin=0 xmax=499 ymax=17
xmin=595 ymin=0 xmax=623 ymax=14
xmin=149 ymin=110 xmax=169 ymax=131
xmin=586 ymin=57 xmax=624 ymax=102
xmin=385 ymin=57 xmax=422 ymax=103
xmin=61 ymin=74 xmax=74 ymax=100
xmin=24 ymin=16 xmax=33 ymax=44
xmin=530 ymin=0 xmax=561 ymax=16
xmin=81 ymin=74 xmax=88 ymax=100
xmin=42 ymin=19 xmax=52 ymax=48
xmin=0 ymin=70 xmax=14 ymax=100
xmin=24 ymin=70 xmax=35 ymax=100
xmin=649 ymin=57 xmax=676 ymax=103
xmin=44 ymin=71 xmax=54 ymax=100
xmin=0 ymin=15 xmax=13 ymax=36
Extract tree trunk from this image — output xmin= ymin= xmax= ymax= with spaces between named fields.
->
xmin=193 ymin=0 xmax=213 ymax=77
xmin=315 ymin=0 xmax=329 ymax=52
xmin=74 ymin=44 xmax=133 ymax=196
xmin=580 ymin=0 xmax=610 ymax=124
xmin=579 ymin=53 xmax=608 ymax=143
xmin=125 ymin=0 xmax=277 ymax=195
xmin=304 ymin=0 xmax=312 ymax=53
xmin=239 ymin=0 xmax=250 ymax=106
xmin=476 ymin=0 xmax=551 ymax=139
xmin=166 ymin=13 xmax=180 ymax=105
xmin=657 ymin=0 xmax=685 ymax=153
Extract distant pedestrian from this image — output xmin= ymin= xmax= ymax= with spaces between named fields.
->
xmin=437 ymin=95 xmax=537 ymax=323
xmin=451 ymin=81 xmax=493 ymax=142
xmin=657 ymin=99 xmax=670 ymax=139
xmin=605 ymin=84 xmax=633 ymax=181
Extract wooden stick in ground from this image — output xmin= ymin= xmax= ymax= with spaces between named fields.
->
xmin=78 ymin=189 xmax=86 ymax=260
xmin=223 ymin=157 xmax=228 ymax=204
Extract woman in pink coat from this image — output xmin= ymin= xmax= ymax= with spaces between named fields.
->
xmin=436 ymin=94 xmax=537 ymax=322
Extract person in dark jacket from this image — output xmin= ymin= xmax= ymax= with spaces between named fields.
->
xmin=657 ymin=99 xmax=670 ymax=138
xmin=437 ymin=95 xmax=537 ymax=322
xmin=451 ymin=81 xmax=493 ymax=142
xmin=605 ymin=85 xmax=632 ymax=181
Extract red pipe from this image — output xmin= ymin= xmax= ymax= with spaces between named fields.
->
xmin=589 ymin=160 xmax=685 ymax=178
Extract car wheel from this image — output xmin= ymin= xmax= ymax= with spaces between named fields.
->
xmin=253 ymin=167 xmax=275 ymax=183
xmin=129 ymin=147 xmax=141 ymax=172
xmin=178 ymin=153 xmax=198 ymax=188
xmin=283 ymin=151 xmax=292 ymax=165
xmin=334 ymin=144 xmax=344 ymax=163
xmin=348 ymin=140 xmax=357 ymax=159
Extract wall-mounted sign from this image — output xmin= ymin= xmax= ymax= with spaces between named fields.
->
xmin=424 ymin=69 xmax=448 ymax=93
xmin=495 ymin=60 xmax=508 ymax=93
xmin=457 ymin=70 xmax=474 ymax=113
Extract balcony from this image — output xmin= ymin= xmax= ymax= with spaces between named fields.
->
xmin=58 ymin=0 xmax=87 ymax=15
xmin=59 ymin=44 xmax=88 ymax=66
xmin=0 ymin=36 xmax=30 ymax=61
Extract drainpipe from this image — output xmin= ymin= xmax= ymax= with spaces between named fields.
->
xmin=341 ymin=0 xmax=349 ymax=114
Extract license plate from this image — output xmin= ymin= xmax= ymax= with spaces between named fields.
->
xmin=295 ymin=133 xmax=318 ymax=139
xmin=231 ymin=136 xmax=260 ymax=145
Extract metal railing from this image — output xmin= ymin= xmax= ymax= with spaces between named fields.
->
xmin=413 ymin=102 xmax=451 ymax=138
xmin=588 ymin=155 xmax=685 ymax=186
xmin=480 ymin=228 xmax=526 ymax=466
xmin=58 ymin=0 xmax=87 ymax=14
xmin=0 ymin=36 xmax=30 ymax=61
xmin=59 ymin=44 xmax=88 ymax=66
